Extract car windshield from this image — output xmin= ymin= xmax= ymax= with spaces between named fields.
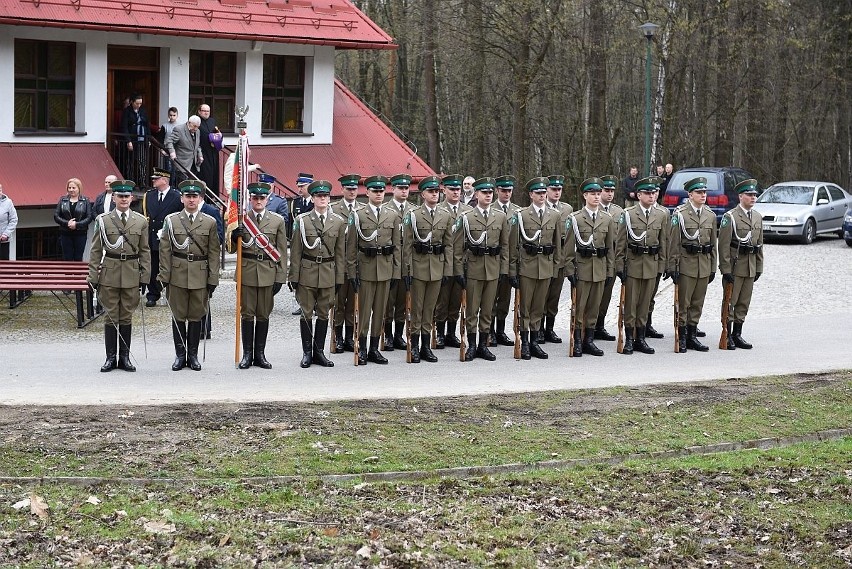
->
xmin=757 ymin=186 xmax=814 ymax=205
xmin=667 ymin=173 xmax=721 ymax=193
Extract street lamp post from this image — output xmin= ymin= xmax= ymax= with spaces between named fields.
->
xmin=639 ymin=22 xmax=660 ymax=177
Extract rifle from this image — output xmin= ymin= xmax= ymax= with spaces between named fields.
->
xmin=459 ymin=288 xmax=467 ymax=361
xmin=568 ymin=268 xmax=577 ymax=357
xmin=616 ymin=283 xmax=625 ymax=354
xmin=513 ymin=287 xmax=521 ymax=359
xmin=431 ymin=321 xmax=437 ymax=348
xmin=329 ymin=304 xmax=336 ymax=354
xmin=719 ymin=251 xmax=737 ymax=350
xmin=673 ymin=279 xmax=680 ymax=352
xmin=353 ymin=290 xmax=360 ymax=366
xmin=405 ymin=289 xmax=412 ymax=363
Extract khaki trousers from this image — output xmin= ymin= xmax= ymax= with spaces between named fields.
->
xmin=100 ymin=285 xmax=141 ymax=326
xmin=357 ymin=280 xmax=390 ymax=338
xmin=240 ymin=284 xmax=274 ymax=321
xmin=297 ymin=285 xmax=335 ymax=322
xmin=730 ymin=276 xmax=755 ymax=323
xmin=519 ymin=276 xmax=549 ymax=331
xmin=411 ymin=278 xmax=442 ymax=335
xmin=574 ymin=280 xmax=604 ymax=328
xmin=677 ymin=274 xmax=709 ymax=326
xmin=464 ymin=278 xmax=498 ymax=334
xmin=624 ymin=276 xmax=655 ymax=328
xmin=167 ymin=285 xmax=208 ymax=322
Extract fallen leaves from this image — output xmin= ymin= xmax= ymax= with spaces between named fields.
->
xmin=142 ymin=520 xmax=176 ymax=534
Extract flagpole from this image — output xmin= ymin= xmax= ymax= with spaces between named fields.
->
xmin=232 ymin=107 xmax=249 ymax=366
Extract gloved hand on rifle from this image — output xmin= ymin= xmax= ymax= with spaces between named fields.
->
xmin=288 ymin=281 xmax=298 ymax=292
xmin=509 ymin=275 xmax=519 ymax=289
xmin=708 ymin=272 xmax=716 ymax=284
xmin=753 ymin=272 xmax=761 ymax=283
xmin=616 ymin=271 xmax=626 ymax=283
xmin=403 ymin=275 xmax=412 ymax=291
xmin=566 ymin=274 xmax=576 ymax=287
xmin=455 ymin=274 xmax=466 ymax=288
xmin=272 ymin=282 xmax=282 ymax=295
xmin=669 ymin=271 xmax=680 ymax=284
xmin=349 ymin=276 xmax=360 ymax=292
xmin=605 ymin=276 xmax=614 ymax=287
xmin=723 ymin=273 xmax=735 ymax=284
xmin=442 ymin=275 xmax=451 ymax=284
xmin=207 ymin=284 xmax=217 ymax=296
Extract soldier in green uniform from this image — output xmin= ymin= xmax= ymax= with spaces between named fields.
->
xmin=564 ymin=177 xmax=615 ymax=357
xmin=594 ymin=174 xmax=625 ymax=341
xmin=88 ymin=180 xmax=151 ymax=372
xmin=509 ymin=177 xmax=562 ymax=359
xmin=159 ymin=180 xmax=221 ymax=371
xmin=645 ymin=188 xmax=671 ymax=340
xmin=454 ymin=177 xmax=510 ymax=361
xmin=718 ymin=179 xmax=764 ymax=349
xmin=401 ymin=175 xmax=454 ymax=363
xmin=229 ymin=181 xmax=287 ymax=369
xmin=614 ymin=177 xmax=668 ymax=354
xmin=489 ymin=175 xmax=522 ymax=346
xmin=433 ymin=174 xmax=472 ymax=349
xmin=667 ymin=176 xmax=718 ymax=353
xmin=331 ymin=173 xmax=363 ymax=353
xmin=541 ymin=174 xmax=574 ymax=343
xmin=290 ymin=180 xmax=347 ymax=368
xmin=383 ymin=174 xmax=412 ymax=351
xmin=347 ymin=175 xmax=401 ymax=365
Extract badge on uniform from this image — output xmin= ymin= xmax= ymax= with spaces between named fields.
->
xmin=453 ymin=217 xmax=462 ymax=233
xmin=671 ymin=216 xmax=679 ymax=226
xmin=293 ymin=219 xmax=300 ymax=231
xmin=618 ymin=213 xmax=625 ymax=225
xmin=509 ymin=213 xmax=518 ymax=226
xmin=565 ymin=218 xmax=572 ymax=230
xmin=348 ymin=213 xmax=355 ymax=226
xmin=403 ymin=212 xmax=411 ymax=226
xmin=720 ymin=216 xmax=730 ymax=228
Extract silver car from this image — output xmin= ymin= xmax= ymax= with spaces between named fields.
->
xmin=754 ymin=181 xmax=852 ymax=244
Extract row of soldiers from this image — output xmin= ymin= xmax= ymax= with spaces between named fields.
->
xmin=86 ymin=171 xmax=763 ymax=371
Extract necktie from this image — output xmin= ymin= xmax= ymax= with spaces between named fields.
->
xmin=158 ymin=192 xmax=164 ymax=203
xmin=747 ymin=210 xmax=752 ymax=221
xmin=539 ymin=208 xmax=544 ymax=222
xmin=483 ymin=209 xmax=488 ymax=220
xmin=502 ymin=205 xmax=508 ymax=214
xmin=255 ymin=212 xmax=261 ymax=224
xmin=319 ymin=214 xmax=325 ymax=227
xmin=348 ymin=203 xmax=354 ymax=213
xmin=188 ymin=214 xmax=194 ymax=224
xmin=645 ymin=209 xmax=650 ymax=220
xmin=430 ymin=208 xmax=435 ymax=220
xmin=452 ymin=206 xmax=457 ymax=216
xmin=591 ymin=212 xmax=596 ymax=223
xmin=120 ymin=212 xmax=127 ymax=226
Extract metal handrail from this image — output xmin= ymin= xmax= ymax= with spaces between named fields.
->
xmin=220 ymin=145 xmax=301 ymax=199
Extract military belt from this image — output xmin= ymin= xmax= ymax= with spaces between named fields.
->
xmin=577 ymin=246 xmax=608 ymax=258
xmin=732 ymin=243 xmax=761 ymax=254
xmin=244 ymin=252 xmax=272 ymax=261
xmin=104 ymin=252 xmax=140 ymax=261
xmin=413 ymin=242 xmax=445 ymax=255
xmin=301 ymin=253 xmax=332 ymax=263
xmin=173 ymin=252 xmax=208 ymax=261
xmin=359 ymin=245 xmax=395 ymax=257
xmin=465 ymin=244 xmax=502 ymax=256
xmin=628 ymin=243 xmax=660 ymax=255
xmin=682 ymin=243 xmax=713 ymax=254
xmin=522 ymin=243 xmax=555 ymax=255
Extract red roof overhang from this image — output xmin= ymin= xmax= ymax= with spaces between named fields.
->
xmin=248 ymin=80 xmax=436 ymax=197
xmin=0 ymin=0 xmax=396 ymax=50
xmin=0 ymin=143 xmax=120 ymax=208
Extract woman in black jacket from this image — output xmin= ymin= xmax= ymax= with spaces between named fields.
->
xmin=54 ymin=177 xmax=93 ymax=261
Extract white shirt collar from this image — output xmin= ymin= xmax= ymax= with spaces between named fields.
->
xmin=479 ymin=207 xmax=490 ymax=217
xmin=585 ymin=206 xmax=599 ymax=217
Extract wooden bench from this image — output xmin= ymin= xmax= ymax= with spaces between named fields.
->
xmin=0 ymin=260 xmax=103 ymax=328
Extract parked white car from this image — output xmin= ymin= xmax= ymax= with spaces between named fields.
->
xmin=754 ymin=181 xmax=851 ymax=244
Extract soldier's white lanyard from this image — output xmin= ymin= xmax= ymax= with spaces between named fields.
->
xmin=299 ymin=212 xmax=324 ymax=251
xmin=462 ymin=211 xmax=487 ymax=246
xmin=677 ymin=208 xmax=702 ymax=241
xmin=624 ymin=209 xmax=648 ymax=243
xmin=408 ymin=210 xmax=433 ymax=243
xmin=516 ymin=208 xmax=542 ymax=243
xmin=166 ymin=216 xmax=192 ymax=251
xmin=728 ymin=210 xmax=753 ymax=243
xmin=352 ymin=209 xmax=379 ymax=242
xmin=571 ymin=213 xmax=595 ymax=248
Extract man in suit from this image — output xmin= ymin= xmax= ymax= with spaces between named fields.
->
xmin=614 ymin=177 xmax=668 ymax=354
xmin=402 ymin=175 xmax=454 ymax=363
xmin=142 ymin=169 xmax=182 ymax=307
xmin=595 ymin=175 xmax=625 ymax=341
xmin=718 ymin=179 xmax=764 ymax=350
xmin=260 ymin=173 xmax=290 ymax=225
xmin=434 ymin=175 xmax=472 ymax=349
xmin=508 ymin=177 xmax=562 ymax=360
xmin=87 ymin=180 xmax=151 ymax=372
xmin=230 ymin=181 xmax=287 ymax=369
xmin=565 ymin=178 xmax=616 ymax=357
xmin=454 ymin=177 xmax=510 ymax=361
xmin=289 ymin=180 xmax=347 ymax=368
xmin=540 ymin=174 xmax=574 ymax=344
xmin=667 ymin=177 xmax=718 ymax=353
xmin=158 ymin=180 xmax=221 ymax=371
xmin=383 ymin=173 xmax=412 ymax=351
xmin=346 ymin=176 xmax=401 ymax=365
xmin=331 ymin=174 xmax=364 ymax=353
xmin=93 ymin=175 xmax=118 ymax=216
xmin=489 ymin=175 xmax=522 ymax=346
xmin=289 ymin=172 xmax=314 ymax=314
xmin=165 ymin=116 xmax=203 ymax=186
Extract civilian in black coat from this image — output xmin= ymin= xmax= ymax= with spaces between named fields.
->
xmin=142 ymin=169 xmax=183 ymax=306
xmin=197 ymin=104 xmax=220 ymax=194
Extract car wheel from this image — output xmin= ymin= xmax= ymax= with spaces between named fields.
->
xmin=846 ymin=238 xmax=852 ymax=248
xmin=799 ymin=218 xmax=816 ymax=244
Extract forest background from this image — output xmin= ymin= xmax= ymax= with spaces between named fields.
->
xmin=336 ymin=0 xmax=851 ymax=203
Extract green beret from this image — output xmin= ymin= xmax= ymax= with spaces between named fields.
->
xmin=473 ymin=177 xmax=496 ymax=191
xmin=308 ymin=180 xmax=332 ymax=195
xmin=547 ymin=175 xmax=565 ymax=187
xmin=390 ymin=174 xmax=413 ymax=187
xmin=110 ymin=180 xmax=135 ymax=195
xmin=735 ymin=178 xmax=759 ymax=194
xmin=525 ymin=177 xmax=549 ymax=193
xmin=495 ymin=175 xmax=516 ymax=189
xmin=635 ymin=177 xmax=659 ymax=193
xmin=338 ymin=174 xmax=360 ymax=188
xmin=248 ymin=182 xmax=272 ymax=195
xmin=178 ymin=179 xmax=205 ymax=194
xmin=685 ymin=177 xmax=708 ymax=192
xmin=364 ymin=175 xmax=389 ymax=190
xmin=418 ymin=175 xmax=441 ymax=191
xmin=442 ymin=174 xmax=463 ymax=188
xmin=580 ymin=177 xmax=603 ymax=193
xmin=600 ymin=175 xmax=619 ymax=189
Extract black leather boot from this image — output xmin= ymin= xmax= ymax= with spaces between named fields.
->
xmin=645 ymin=313 xmax=664 ymax=339
xmin=536 ymin=325 xmax=546 ymax=344
xmin=382 ymin=322 xmax=394 ymax=351
xmin=357 ymin=336 xmax=368 ymax=365
xmin=367 ymin=336 xmax=388 ymax=364
xmin=582 ymin=328 xmax=604 ymax=356
xmin=572 ymin=327 xmax=583 ymax=357
xmin=238 ymin=319 xmax=254 ymax=369
xmin=333 ymin=325 xmax=345 ymax=354
xmin=731 ymin=322 xmax=752 ymax=349
xmin=312 ymin=319 xmax=334 ymax=367
xmin=409 ymin=333 xmax=421 ymax=363
xmin=633 ymin=327 xmax=655 ymax=354
xmin=434 ymin=321 xmax=446 ymax=349
xmin=393 ymin=321 xmax=407 ymax=349
xmin=101 ymin=325 xmax=118 ymax=372
xmin=118 ymin=324 xmax=136 ymax=371
xmin=695 ymin=327 xmax=706 ymax=337
xmin=186 ymin=321 xmax=202 ymax=370
xmin=519 ymin=331 xmax=531 ymax=360
xmin=678 ymin=325 xmax=687 ymax=353
xmin=253 ymin=320 xmax=273 ymax=369
xmin=171 ymin=320 xmax=187 ymax=371
xmin=420 ymin=334 xmax=438 ymax=362
xmin=686 ymin=325 xmax=709 ymax=352
xmin=300 ymin=319 xmax=313 ymax=368
xmin=488 ymin=322 xmax=498 ymax=347
xmin=621 ymin=327 xmax=634 ymax=354
xmin=495 ymin=319 xmax=514 ymax=346
xmin=544 ymin=316 xmax=562 ymax=343
xmin=463 ymin=332 xmax=477 ymax=361
xmin=476 ymin=333 xmax=496 ymax=361
xmin=726 ymin=322 xmax=736 ymax=350
xmin=343 ymin=325 xmax=355 ymax=352
xmin=445 ymin=320 xmax=461 ymax=348
xmin=529 ymin=336 xmax=549 ymax=359
xmin=594 ymin=317 xmax=616 ymax=341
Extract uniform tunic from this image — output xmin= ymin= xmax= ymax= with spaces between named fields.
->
xmin=88 ymin=209 xmax=152 ymax=325
xmin=564 ymin=208 xmax=615 ymax=328
xmin=434 ymin=201 xmax=472 ymax=323
xmin=509 ymin=206 xmax=562 ymax=332
xmin=289 ymin=209 xmax=346 ymax=320
xmin=667 ymin=204 xmax=718 ymax=326
xmin=159 ymin=210 xmax=221 ymax=321
xmin=718 ymin=206 xmax=764 ymax=323
xmin=234 ymin=209 xmax=287 ymax=321
xmin=615 ymin=205 xmax=668 ymax=328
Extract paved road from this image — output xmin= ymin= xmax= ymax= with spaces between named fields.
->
xmin=2 ymin=238 xmax=849 ymax=405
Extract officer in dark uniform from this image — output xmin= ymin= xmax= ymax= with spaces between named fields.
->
xmin=289 ymin=172 xmax=314 ymax=314
xmin=142 ymin=168 xmax=182 ymax=306
xmin=88 ymin=180 xmax=151 ymax=372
